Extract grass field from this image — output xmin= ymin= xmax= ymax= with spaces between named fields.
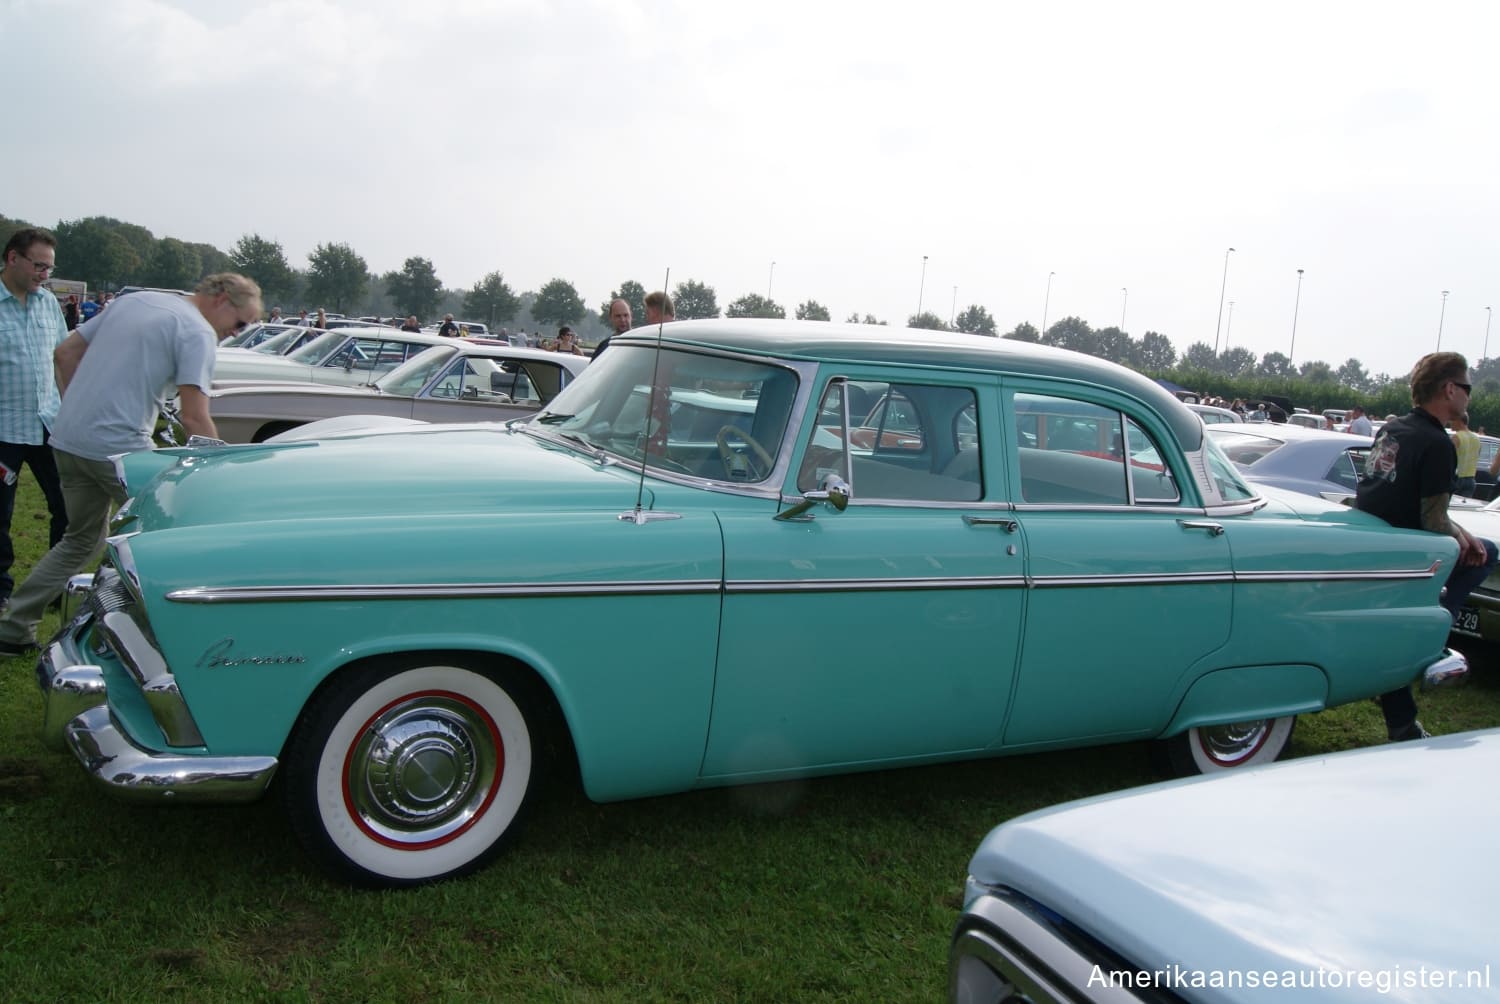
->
xmin=3 ymin=472 xmax=1498 ymax=1002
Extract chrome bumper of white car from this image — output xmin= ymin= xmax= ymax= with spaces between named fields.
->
xmin=37 ymin=573 xmax=278 ymax=804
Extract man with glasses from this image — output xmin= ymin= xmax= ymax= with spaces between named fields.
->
xmin=0 ymin=228 xmax=69 ymax=617
xmin=0 ymin=273 xmax=261 ymax=655
xmin=1355 ymin=351 xmax=1497 ymax=740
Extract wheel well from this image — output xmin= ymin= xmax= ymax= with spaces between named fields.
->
xmin=280 ymin=649 xmax=579 ymax=785
xmin=251 ymin=421 xmax=302 ymax=443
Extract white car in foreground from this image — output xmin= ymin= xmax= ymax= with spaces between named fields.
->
xmin=950 ymin=729 xmax=1499 ymax=1002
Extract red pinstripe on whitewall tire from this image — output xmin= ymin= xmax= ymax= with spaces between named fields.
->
xmin=283 ymin=659 xmax=536 ymax=886
xmin=1159 ymin=716 xmax=1296 ymax=776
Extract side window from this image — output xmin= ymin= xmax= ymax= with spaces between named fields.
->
xmin=799 ymin=379 xmax=981 ymax=502
xmin=1325 ymin=449 xmax=1364 ymax=493
xmin=1014 ymin=393 xmax=1180 ymax=505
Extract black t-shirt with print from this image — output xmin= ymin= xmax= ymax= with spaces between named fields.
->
xmin=1354 ymin=406 xmax=1455 ymax=531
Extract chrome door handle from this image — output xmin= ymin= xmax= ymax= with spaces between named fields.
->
xmin=1177 ymin=519 xmax=1225 ymax=537
xmin=964 ymin=516 xmax=1019 ymax=533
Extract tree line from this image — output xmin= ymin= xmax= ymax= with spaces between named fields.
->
xmin=10 ymin=211 xmax=1497 ymax=427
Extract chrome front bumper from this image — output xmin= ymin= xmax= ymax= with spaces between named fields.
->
xmin=38 ymin=577 xmax=278 ymax=804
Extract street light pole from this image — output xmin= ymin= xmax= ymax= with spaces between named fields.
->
xmin=1120 ymin=287 xmax=1128 ymax=331
xmin=1226 ymin=300 xmax=1235 ymax=349
xmin=767 ymin=261 xmax=775 ymax=300
xmin=950 ymin=285 xmax=957 ymax=328
xmin=1041 ymin=271 xmax=1055 ymax=338
xmin=916 ymin=255 xmax=929 ymax=318
xmin=1289 ymin=269 xmax=1304 ymax=368
xmin=1213 ymin=247 xmax=1235 ymax=354
xmin=1436 ymin=290 xmax=1450 ymax=350
xmin=1485 ymin=306 xmax=1493 ymax=362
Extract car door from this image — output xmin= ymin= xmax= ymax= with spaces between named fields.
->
xmin=703 ymin=374 xmax=1026 ymax=779
xmin=1001 ymin=384 xmax=1233 ymax=747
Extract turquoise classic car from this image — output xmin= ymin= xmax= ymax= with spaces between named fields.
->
xmin=948 ymin=729 xmax=1500 ymax=1003
xmin=39 ymin=320 xmax=1465 ymax=886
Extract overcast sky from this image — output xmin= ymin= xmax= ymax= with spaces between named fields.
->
xmin=8 ymin=0 xmax=1497 ymax=376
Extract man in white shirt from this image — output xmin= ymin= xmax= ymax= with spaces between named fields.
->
xmin=1347 ymin=405 xmax=1373 ymax=437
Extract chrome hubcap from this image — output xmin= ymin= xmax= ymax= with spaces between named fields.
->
xmin=347 ymin=696 xmax=499 ymax=846
xmin=1199 ymin=719 xmax=1270 ymax=765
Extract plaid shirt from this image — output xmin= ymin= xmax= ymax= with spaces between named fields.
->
xmin=0 ymin=282 xmax=67 ymax=444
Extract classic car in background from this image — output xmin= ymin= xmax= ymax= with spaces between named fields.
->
xmin=1207 ymin=424 xmax=1373 ymax=501
xmin=212 ymin=327 xmax=452 ymax=386
xmin=39 ymin=320 xmax=1464 ymax=886
xmin=949 ymin=728 xmax=1500 ymax=1003
xmin=209 ymin=342 xmax=589 ymax=443
xmin=1186 ymin=403 xmax=1242 ymax=424
xmin=1448 ymin=499 xmax=1500 ymax=643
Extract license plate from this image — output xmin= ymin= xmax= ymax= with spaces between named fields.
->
xmin=1455 ymin=606 xmax=1482 ymax=637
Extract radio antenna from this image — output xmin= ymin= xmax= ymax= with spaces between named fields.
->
xmin=632 ymin=267 xmax=671 ymax=517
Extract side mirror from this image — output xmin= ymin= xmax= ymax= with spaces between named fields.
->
xmin=775 ymin=474 xmax=851 ymax=521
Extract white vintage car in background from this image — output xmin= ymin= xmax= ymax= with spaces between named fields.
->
xmin=212 ymin=327 xmax=454 ymax=387
xmin=209 ymin=341 xmax=588 ymax=442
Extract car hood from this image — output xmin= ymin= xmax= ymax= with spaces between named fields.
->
xmin=119 ymin=426 xmax=655 ymax=532
xmin=967 ymin=729 xmax=1500 ymax=1000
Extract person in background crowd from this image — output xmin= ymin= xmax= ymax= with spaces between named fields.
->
xmin=269 ymin=306 xmax=282 ymax=323
xmin=401 ymin=315 xmax=421 ymax=332
xmin=592 ymin=298 xmax=633 ymax=361
xmin=1354 ymin=351 xmax=1497 ymax=741
xmin=62 ymin=293 xmax=81 ymax=330
xmin=0 ymin=273 xmax=262 ymax=655
xmin=0 ymin=228 xmax=69 ymax=616
xmin=1451 ymin=411 xmax=1481 ymax=497
xmin=1347 ymin=405 xmax=1373 ymax=436
xmin=643 ymin=290 xmax=675 ymax=325
xmin=314 ymin=307 xmax=327 ymax=328
xmin=80 ymin=293 xmax=103 ymax=322
xmin=297 ymin=309 xmax=309 ymax=325
xmin=553 ymin=326 xmax=584 ymax=355
xmin=438 ymin=313 xmax=459 ymax=337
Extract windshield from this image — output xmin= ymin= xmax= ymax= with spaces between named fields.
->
xmin=376 ymin=345 xmax=462 ymax=397
xmin=250 ymin=328 xmax=300 ymax=354
xmin=287 ymin=330 xmax=350 ymax=365
xmin=533 ymin=344 xmax=799 ymax=483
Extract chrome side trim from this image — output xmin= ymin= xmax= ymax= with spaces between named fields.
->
xmin=1237 ymin=562 xmax=1442 ymax=582
xmin=167 ymin=579 xmax=724 ymax=604
xmin=1033 ymin=572 xmax=1234 ymax=588
xmin=98 ymin=611 xmax=205 ymax=747
xmin=64 ymin=705 xmax=277 ymax=804
xmin=165 ymin=563 xmax=1445 ymax=604
xmin=729 ymin=576 xmax=1029 ymax=594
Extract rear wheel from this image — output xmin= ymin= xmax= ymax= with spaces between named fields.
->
xmin=282 ymin=658 xmax=536 ymax=886
xmin=1155 ymin=715 xmax=1296 ymax=776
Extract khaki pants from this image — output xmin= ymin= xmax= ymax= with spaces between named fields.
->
xmin=0 ymin=449 xmax=126 ymax=646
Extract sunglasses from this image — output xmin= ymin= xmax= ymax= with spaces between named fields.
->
xmin=1452 ymin=381 xmax=1472 ymax=394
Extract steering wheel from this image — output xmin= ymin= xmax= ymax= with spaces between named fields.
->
xmin=717 ymin=426 xmax=775 ymax=481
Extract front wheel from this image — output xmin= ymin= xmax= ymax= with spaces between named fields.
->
xmin=1154 ymin=716 xmax=1296 ymax=777
xmin=282 ymin=658 xmax=537 ymax=886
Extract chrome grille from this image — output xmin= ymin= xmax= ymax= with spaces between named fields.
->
xmin=87 ymin=567 xmax=135 ymax=619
